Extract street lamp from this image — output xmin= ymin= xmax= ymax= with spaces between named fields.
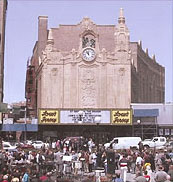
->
xmin=137 ymin=119 xmax=143 ymax=140
xmin=78 ymin=110 xmax=84 ymax=124
xmin=24 ymin=107 xmax=27 ymax=141
xmin=95 ymin=116 xmax=101 ymax=147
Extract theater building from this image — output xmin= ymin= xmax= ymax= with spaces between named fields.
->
xmin=25 ymin=9 xmax=165 ymax=140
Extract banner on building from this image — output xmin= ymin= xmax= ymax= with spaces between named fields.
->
xmin=111 ymin=109 xmax=132 ymax=125
xmin=165 ymin=129 xmax=170 ymax=136
xmin=159 ymin=129 xmax=163 ymax=136
xmin=60 ymin=110 xmax=110 ymax=124
xmin=3 ymin=118 xmax=13 ymax=124
xmin=0 ymin=112 xmax=2 ymax=124
xmin=39 ymin=109 xmax=59 ymax=124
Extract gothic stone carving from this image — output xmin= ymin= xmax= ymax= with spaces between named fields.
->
xmin=80 ymin=68 xmax=96 ymax=107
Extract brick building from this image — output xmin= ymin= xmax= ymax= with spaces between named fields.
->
xmin=25 ymin=9 xmax=165 ymax=139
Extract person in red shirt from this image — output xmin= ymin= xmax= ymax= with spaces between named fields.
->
xmin=144 ymin=170 xmax=151 ymax=182
xmin=2 ymin=175 xmax=8 ymax=182
xmin=39 ymin=172 xmax=48 ymax=181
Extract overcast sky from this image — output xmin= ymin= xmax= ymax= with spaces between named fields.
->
xmin=4 ymin=0 xmax=173 ymax=104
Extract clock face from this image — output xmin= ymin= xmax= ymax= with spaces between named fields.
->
xmin=82 ymin=48 xmax=96 ymax=62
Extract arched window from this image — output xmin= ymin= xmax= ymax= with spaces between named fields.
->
xmin=82 ymin=34 xmax=96 ymax=48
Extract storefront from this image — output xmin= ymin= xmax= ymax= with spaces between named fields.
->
xmin=38 ymin=109 xmax=133 ymax=142
xmin=132 ymin=103 xmax=173 ymax=139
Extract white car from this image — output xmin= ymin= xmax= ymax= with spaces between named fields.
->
xmin=104 ymin=137 xmax=142 ymax=150
xmin=32 ymin=141 xmax=45 ymax=149
xmin=2 ymin=142 xmax=17 ymax=152
xmin=26 ymin=140 xmax=33 ymax=145
xmin=142 ymin=137 xmax=167 ymax=149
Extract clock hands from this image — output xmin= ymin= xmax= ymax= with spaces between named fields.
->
xmin=86 ymin=50 xmax=90 ymax=56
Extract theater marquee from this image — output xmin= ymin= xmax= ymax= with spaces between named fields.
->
xmin=60 ymin=110 xmax=110 ymax=124
xmin=39 ymin=109 xmax=59 ymax=124
xmin=111 ymin=109 xmax=132 ymax=125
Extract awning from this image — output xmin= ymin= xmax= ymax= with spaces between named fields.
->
xmin=134 ymin=109 xmax=159 ymax=117
xmin=1 ymin=124 xmax=38 ymax=131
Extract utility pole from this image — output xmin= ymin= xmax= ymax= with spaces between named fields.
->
xmin=24 ymin=107 xmax=27 ymax=141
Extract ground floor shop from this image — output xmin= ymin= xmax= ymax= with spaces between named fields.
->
xmin=1 ymin=103 xmax=172 ymax=142
xmin=38 ymin=124 xmax=133 ymax=143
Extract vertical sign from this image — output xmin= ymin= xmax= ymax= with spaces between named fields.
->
xmin=39 ymin=109 xmax=59 ymax=124
xmin=111 ymin=109 xmax=132 ymax=125
xmin=0 ymin=112 xmax=2 ymax=124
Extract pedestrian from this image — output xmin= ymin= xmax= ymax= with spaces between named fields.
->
xmin=54 ymin=149 xmax=63 ymax=175
xmin=143 ymin=170 xmax=150 ymax=182
xmin=88 ymin=152 xmax=93 ymax=173
xmin=155 ymin=166 xmax=169 ymax=182
xmin=131 ymin=152 xmax=137 ymax=174
xmin=22 ymin=169 xmax=30 ymax=182
xmin=96 ymin=148 xmax=103 ymax=168
xmin=2 ymin=175 xmax=8 ymax=182
xmin=11 ymin=175 xmax=20 ymax=182
xmin=39 ymin=171 xmax=48 ymax=182
xmin=168 ymin=165 xmax=173 ymax=182
xmin=114 ymin=151 xmax=120 ymax=170
xmin=113 ymin=173 xmax=124 ymax=182
xmin=106 ymin=144 xmax=115 ymax=175
xmin=135 ymin=172 xmax=147 ymax=182
xmin=119 ymin=154 xmax=128 ymax=182
xmin=138 ymin=142 xmax=144 ymax=153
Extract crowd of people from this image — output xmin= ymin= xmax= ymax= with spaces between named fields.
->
xmin=0 ymin=137 xmax=173 ymax=182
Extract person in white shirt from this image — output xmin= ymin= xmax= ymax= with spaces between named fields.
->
xmin=136 ymin=154 xmax=144 ymax=166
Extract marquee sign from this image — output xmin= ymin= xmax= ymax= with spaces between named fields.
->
xmin=60 ymin=110 xmax=110 ymax=124
xmin=111 ymin=109 xmax=132 ymax=125
xmin=39 ymin=109 xmax=59 ymax=124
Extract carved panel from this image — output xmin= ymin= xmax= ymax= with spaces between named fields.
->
xmin=119 ymin=67 xmax=125 ymax=76
xmin=51 ymin=68 xmax=58 ymax=76
xmin=80 ymin=68 xmax=97 ymax=107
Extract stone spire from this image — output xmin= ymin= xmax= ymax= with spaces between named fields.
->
xmin=45 ymin=29 xmax=54 ymax=52
xmin=47 ymin=28 xmax=54 ymax=44
xmin=118 ymin=8 xmax=125 ymax=24
xmin=114 ymin=8 xmax=129 ymax=54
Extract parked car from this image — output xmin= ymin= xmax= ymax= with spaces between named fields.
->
xmin=2 ymin=142 xmax=17 ymax=152
xmin=26 ymin=140 xmax=33 ymax=145
xmin=164 ymin=141 xmax=173 ymax=150
xmin=32 ymin=140 xmax=45 ymax=149
xmin=63 ymin=136 xmax=85 ymax=147
xmin=104 ymin=137 xmax=142 ymax=150
xmin=16 ymin=142 xmax=34 ymax=149
xmin=143 ymin=139 xmax=152 ymax=142
xmin=142 ymin=137 xmax=167 ymax=149
xmin=63 ymin=136 xmax=84 ymax=143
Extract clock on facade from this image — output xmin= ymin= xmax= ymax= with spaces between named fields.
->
xmin=82 ymin=48 xmax=96 ymax=62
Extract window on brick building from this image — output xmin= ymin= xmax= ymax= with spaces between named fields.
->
xmin=28 ymin=80 xmax=33 ymax=84
xmin=29 ymin=70 xmax=33 ymax=75
xmin=28 ymin=88 xmax=32 ymax=93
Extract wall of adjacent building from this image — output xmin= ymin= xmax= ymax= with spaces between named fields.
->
xmin=0 ymin=0 xmax=7 ymax=102
xmin=130 ymin=42 xmax=165 ymax=103
xmin=131 ymin=103 xmax=173 ymax=126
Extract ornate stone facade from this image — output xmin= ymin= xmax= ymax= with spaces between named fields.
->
xmin=25 ymin=9 xmax=165 ymax=117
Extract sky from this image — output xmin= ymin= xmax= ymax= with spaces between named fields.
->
xmin=4 ymin=0 xmax=173 ymax=104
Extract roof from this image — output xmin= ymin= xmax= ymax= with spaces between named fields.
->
xmin=2 ymin=124 xmax=38 ymax=131
xmin=134 ymin=109 xmax=159 ymax=117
